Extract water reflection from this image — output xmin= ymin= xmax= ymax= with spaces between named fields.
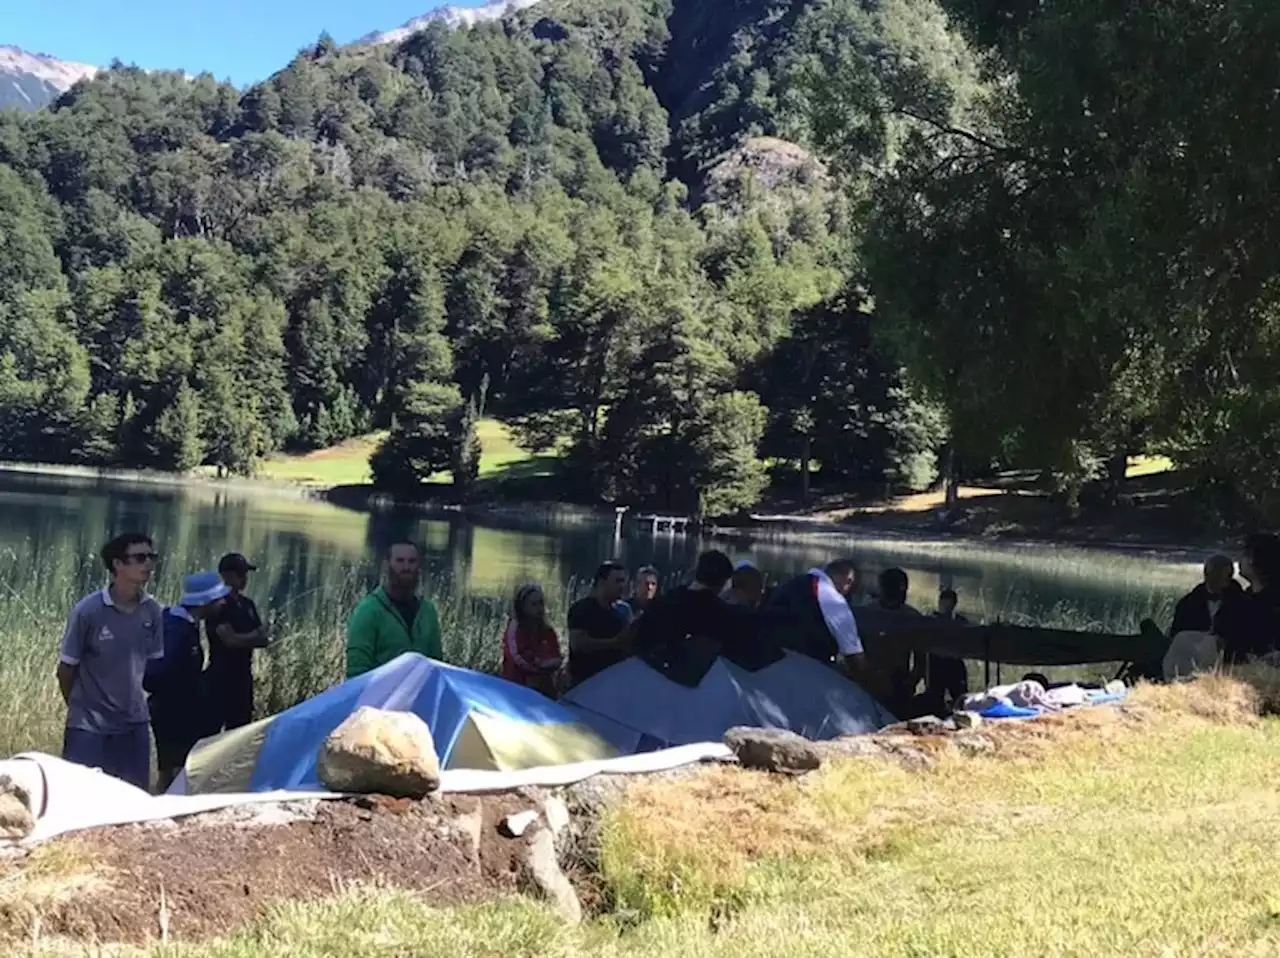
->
xmin=0 ymin=471 xmax=1199 ymax=632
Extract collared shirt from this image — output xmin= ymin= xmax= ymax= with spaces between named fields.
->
xmin=59 ymin=588 xmax=164 ymax=733
xmin=806 ymin=567 xmax=863 ymax=657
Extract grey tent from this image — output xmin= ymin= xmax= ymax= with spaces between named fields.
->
xmin=562 ymin=651 xmax=896 ymax=753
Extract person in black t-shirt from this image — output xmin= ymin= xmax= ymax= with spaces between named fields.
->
xmin=633 ymin=551 xmax=739 ymax=685
xmin=206 ymin=553 xmax=271 ymax=731
xmin=565 ymin=561 xmax=630 ymax=687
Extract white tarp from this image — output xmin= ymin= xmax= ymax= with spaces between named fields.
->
xmin=2 ymin=742 xmax=733 ymax=847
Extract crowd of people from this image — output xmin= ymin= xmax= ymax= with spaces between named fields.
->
xmin=52 ymin=529 xmax=1280 ymax=794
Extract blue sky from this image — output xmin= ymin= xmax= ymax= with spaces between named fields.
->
xmin=3 ymin=0 xmax=465 ymax=87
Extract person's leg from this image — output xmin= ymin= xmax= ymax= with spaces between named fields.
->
xmin=224 ymin=670 xmax=254 ymax=731
xmin=102 ymin=725 xmax=153 ymax=792
xmin=62 ymin=727 xmax=107 ymax=771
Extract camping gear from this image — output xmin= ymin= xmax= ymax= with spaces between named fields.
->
xmin=562 ymin=650 xmax=896 ymax=753
xmin=176 ymin=653 xmax=618 ymax=795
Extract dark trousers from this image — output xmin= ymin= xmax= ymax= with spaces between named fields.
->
xmin=62 ymin=725 xmax=151 ymax=791
xmin=213 ymin=666 xmax=254 ymax=731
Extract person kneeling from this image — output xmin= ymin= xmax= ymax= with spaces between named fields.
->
xmin=145 ymin=572 xmax=227 ymax=792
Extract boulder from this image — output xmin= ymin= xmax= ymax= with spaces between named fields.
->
xmin=724 ymin=727 xmax=822 ymax=775
xmin=522 ymin=827 xmax=582 ymax=924
xmin=953 ymin=711 xmax=983 ymax=730
xmin=317 ymin=707 xmax=440 ymax=798
xmin=0 ymin=776 xmax=35 ymax=841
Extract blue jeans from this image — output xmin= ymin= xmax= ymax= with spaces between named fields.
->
xmin=62 ymin=725 xmax=151 ymax=792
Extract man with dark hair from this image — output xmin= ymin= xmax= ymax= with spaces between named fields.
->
xmin=633 ymin=550 xmax=741 ymax=684
xmin=345 ymin=540 xmax=442 ymax=678
xmin=725 ymin=561 xmax=765 ymax=610
xmin=566 ymin=561 xmax=630 ymax=687
xmin=914 ymin=587 xmax=970 ymax=716
xmin=56 ymin=533 xmax=164 ymax=790
xmin=763 ymin=558 xmax=865 ymax=671
xmin=206 ymin=553 xmax=271 ymax=731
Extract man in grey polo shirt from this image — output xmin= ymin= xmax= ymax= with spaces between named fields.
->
xmin=56 ymin=533 xmax=164 ymax=791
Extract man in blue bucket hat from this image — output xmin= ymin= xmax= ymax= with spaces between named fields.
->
xmin=145 ymin=571 xmax=228 ymax=792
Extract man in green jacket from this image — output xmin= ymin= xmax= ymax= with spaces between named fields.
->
xmin=345 ymin=541 xmax=443 ymax=678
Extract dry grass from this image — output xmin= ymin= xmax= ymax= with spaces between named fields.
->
xmin=13 ymin=672 xmax=1280 ymax=957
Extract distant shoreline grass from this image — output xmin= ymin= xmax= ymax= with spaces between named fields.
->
xmin=0 ymin=546 xmax=1178 ymax=761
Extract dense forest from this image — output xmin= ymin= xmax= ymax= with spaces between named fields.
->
xmin=1 ymin=0 xmax=1278 ymax=523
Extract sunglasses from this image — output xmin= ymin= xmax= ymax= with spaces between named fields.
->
xmin=123 ymin=552 xmax=160 ymax=564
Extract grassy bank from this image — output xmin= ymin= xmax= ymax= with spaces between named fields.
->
xmin=19 ymin=673 xmax=1280 ymax=956
xmin=0 ymin=547 xmax=1176 ymax=758
xmin=254 ymin=419 xmax=559 ymax=489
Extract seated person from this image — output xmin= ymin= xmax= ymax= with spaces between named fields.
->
xmin=761 ymin=558 xmax=866 ymax=677
xmin=565 ymin=562 xmax=630 ymax=687
xmin=633 ymin=550 xmax=738 ymax=685
xmin=1173 ymin=554 xmax=1243 ymax=639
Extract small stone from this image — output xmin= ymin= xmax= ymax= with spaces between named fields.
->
xmin=723 ymin=727 xmax=822 ymax=775
xmin=502 ymin=810 xmax=540 ymax=838
xmin=541 ymin=796 xmax=571 ymax=842
xmin=906 ymin=715 xmax=947 ymax=736
xmin=522 ymin=828 xmax=582 ymax=923
xmin=0 ymin=777 xmax=35 ymax=842
xmin=317 ymin=707 xmax=441 ymax=799
xmin=953 ymin=711 xmax=983 ymax=730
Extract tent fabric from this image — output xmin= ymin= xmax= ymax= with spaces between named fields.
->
xmin=179 ymin=653 xmax=618 ymax=795
xmin=563 ymin=650 xmax=896 ymax=752
xmin=5 ymin=744 xmax=734 ymax=845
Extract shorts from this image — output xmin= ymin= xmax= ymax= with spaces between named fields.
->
xmin=62 ymin=725 xmax=152 ymax=792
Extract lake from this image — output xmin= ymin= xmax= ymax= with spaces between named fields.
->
xmin=0 ymin=469 xmax=1204 ymax=630
xmin=0 ymin=469 xmax=1207 ymax=755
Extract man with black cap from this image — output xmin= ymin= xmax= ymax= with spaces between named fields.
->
xmin=206 ymin=553 xmax=270 ymax=731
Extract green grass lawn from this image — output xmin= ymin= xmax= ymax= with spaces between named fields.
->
xmin=18 ymin=673 xmax=1280 ymax=957
xmin=253 ymin=419 xmax=562 ymax=489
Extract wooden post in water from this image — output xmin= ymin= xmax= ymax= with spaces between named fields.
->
xmin=614 ymin=506 xmax=628 ymax=545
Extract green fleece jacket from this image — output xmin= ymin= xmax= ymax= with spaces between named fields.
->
xmin=345 ymin=586 xmax=443 ymax=678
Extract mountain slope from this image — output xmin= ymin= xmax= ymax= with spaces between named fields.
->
xmin=360 ymin=0 xmax=546 ymax=44
xmin=0 ymin=45 xmax=97 ymax=112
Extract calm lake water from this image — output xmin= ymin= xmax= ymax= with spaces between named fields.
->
xmin=0 ymin=470 xmax=1205 ymax=636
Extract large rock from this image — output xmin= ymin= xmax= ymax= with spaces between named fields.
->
xmin=317 ymin=707 xmax=441 ymax=798
xmin=522 ymin=827 xmax=582 ymax=924
xmin=724 ymin=727 xmax=822 ymax=775
xmin=0 ymin=775 xmax=35 ymax=841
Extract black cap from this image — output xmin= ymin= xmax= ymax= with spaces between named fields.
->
xmin=218 ymin=553 xmax=258 ymax=574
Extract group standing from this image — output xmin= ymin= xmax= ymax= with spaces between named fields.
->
xmin=56 ymin=534 xmax=270 ymax=792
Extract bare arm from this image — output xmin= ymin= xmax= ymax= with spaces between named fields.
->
xmin=56 ymin=662 xmax=76 ymax=706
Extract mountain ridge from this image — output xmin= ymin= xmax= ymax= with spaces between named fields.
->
xmin=0 ymin=44 xmax=98 ymax=112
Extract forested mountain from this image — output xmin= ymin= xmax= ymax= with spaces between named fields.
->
xmin=2 ymin=0 xmax=1279 ymax=523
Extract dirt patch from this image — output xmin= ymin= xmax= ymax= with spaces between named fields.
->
xmin=0 ymin=793 xmax=540 ymax=946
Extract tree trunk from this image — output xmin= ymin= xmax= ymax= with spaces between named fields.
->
xmin=800 ymin=433 xmax=812 ymax=503
xmin=1105 ymin=447 xmax=1128 ymax=507
xmin=944 ymin=445 xmax=959 ymax=510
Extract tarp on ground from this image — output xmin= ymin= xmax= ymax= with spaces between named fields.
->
xmin=177 ymin=653 xmax=619 ymax=795
xmin=2 ymin=743 xmax=734 ymax=845
xmin=562 ymin=650 xmax=897 ymax=753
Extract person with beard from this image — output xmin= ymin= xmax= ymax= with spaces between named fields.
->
xmin=345 ymin=541 xmax=442 ymax=678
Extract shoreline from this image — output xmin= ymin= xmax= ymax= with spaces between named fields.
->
xmin=0 ymin=460 xmax=1220 ymax=563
